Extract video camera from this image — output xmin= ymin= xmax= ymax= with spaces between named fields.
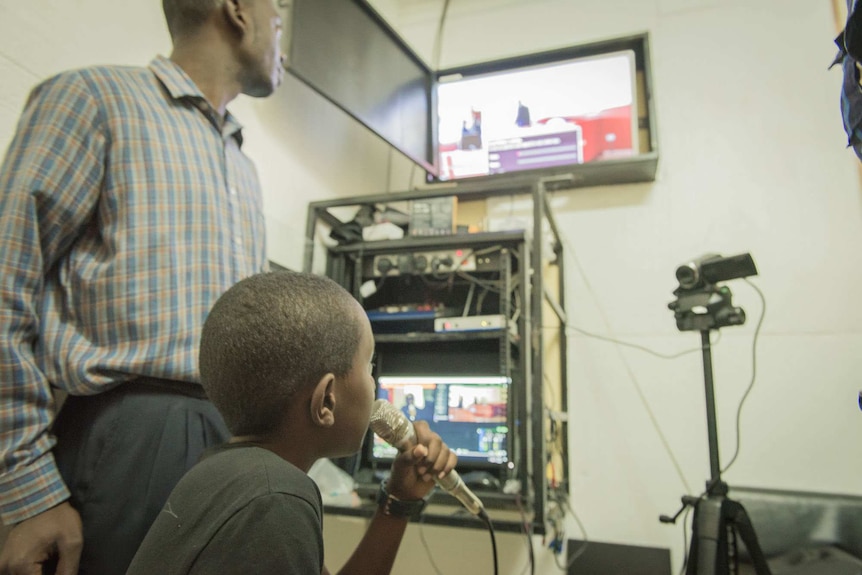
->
xmin=669 ymin=253 xmax=758 ymax=332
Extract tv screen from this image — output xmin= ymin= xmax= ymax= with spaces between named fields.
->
xmin=285 ymin=0 xmax=434 ymax=173
xmin=372 ymin=375 xmax=510 ymax=467
xmin=434 ymin=49 xmax=639 ymax=182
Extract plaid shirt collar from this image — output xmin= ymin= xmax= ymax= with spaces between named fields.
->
xmin=149 ymin=55 xmax=245 ymax=146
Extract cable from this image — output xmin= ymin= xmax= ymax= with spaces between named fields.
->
xmin=511 ymin=288 xmax=522 ymax=326
xmin=462 ymin=282 xmax=476 ymax=317
xmin=455 ymin=271 xmax=502 ymax=293
xmin=541 ymin=374 xmax=566 ymax=487
xmin=475 ymin=287 xmax=489 ymax=315
xmin=720 ymin=278 xmax=766 ymax=475
xmin=385 ymin=146 xmax=393 ymax=193
xmin=678 ymin=506 xmax=692 ymax=575
xmin=515 ymin=494 xmax=535 ymax=575
xmin=417 ymin=514 xmax=445 ymax=575
xmin=431 ymin=0 xmax=451 ymax=70
xmin=552 ymin=221 xmax=693 ymax=495
xmin=566 ymin=507 xmax=589 ymax=563
xmin=479 ymin=509 xmax=499 ymax=575
xmin=562 ymin=323 xmax=720 ymax=360
xmin=550 ymin=489 xmax=589 ymax=571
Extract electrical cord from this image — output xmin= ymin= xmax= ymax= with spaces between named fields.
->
xmin=462 ymin=282 xmax=476 ymax=317
xmin=515 ymin=494 xmax=536 ymax=575
xmin=415 ymin=505 xmax=500 ymax=575
xmin=540 ymin=381 xmax=589 ymax=572
xmin=549 ymin=488 xmax=589 ymax=571
xmin=563 ymin=323 xmax=721 ymax=360
xmin=678 ymin=506 xmax=692 ymax=575
xmin=417 ymin=513 xmax=445 ymax=575
xmin=478 ymin=509 xmax=499 ymax=575
xmin=511 ymin=289 xmax=522 ymax=326
xmin=455 ymin=271 xmax=502 ymax=293
xmin=431 ymin=0 xmax=451 ymax=70
xmin=554 ymin=226 xmax=694 ymax=494
xmin=720 ymin=278 xmax=766 ymax=475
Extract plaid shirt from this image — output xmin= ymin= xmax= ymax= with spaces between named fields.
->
xmin=0 ymin=56 xmax=268 ymax=524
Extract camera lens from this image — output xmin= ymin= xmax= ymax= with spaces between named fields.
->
xmin=676 ymin=263 xmax=699 ymax=289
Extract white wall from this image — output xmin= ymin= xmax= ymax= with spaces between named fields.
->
xmin=2 ymin=1 xmax=860 ymax=574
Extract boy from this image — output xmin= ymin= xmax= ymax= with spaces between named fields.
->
xmin=126 ymin=271 xmax=456 ymax=574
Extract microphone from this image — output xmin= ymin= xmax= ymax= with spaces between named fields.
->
xmin=369 ymin=399 xmax=485 ymax=517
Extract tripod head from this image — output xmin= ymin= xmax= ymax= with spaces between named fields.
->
xmin=669 ymin=284 xmax=746 ymax=332
xmin=668 ymin=253 xmax=758 ymax=332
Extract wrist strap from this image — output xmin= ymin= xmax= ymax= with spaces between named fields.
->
xmin=376 ymin=481 xmax=427 ymax=520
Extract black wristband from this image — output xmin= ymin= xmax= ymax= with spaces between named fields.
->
xmin=376 ymin=481 xmax=427 ymax=520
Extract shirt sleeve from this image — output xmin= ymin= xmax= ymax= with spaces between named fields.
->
xmin=188 ymin=493 xmax=324 ymax=575
xmin=0 ymin=71 xmax=106 ymax=523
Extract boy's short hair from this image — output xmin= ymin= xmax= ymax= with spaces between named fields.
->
xmin=199 ymin=270 xmax=364 ymax=436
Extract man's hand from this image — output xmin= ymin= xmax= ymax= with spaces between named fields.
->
xmin=0 ymin=502 xmax=82 ymax=575
xmin=387 ymin=420 xmax=457 ymax=501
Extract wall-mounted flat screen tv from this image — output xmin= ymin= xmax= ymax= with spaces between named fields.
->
xmin=433 ymin=49 xmax=639 ymax=182
xmin=284 ymin=0 xmax=655 ymax=187
xmin=285 ymin=0 xmax=435 ymax=173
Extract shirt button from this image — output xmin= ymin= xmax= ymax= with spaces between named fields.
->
xmin=233 ymin=237 xmax=243 ymax=246
xmin=229 ymin=187 xmax=238 ymax=196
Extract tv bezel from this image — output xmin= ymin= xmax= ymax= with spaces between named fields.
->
xmin=427 ymin=34 xmax=653 ymax=185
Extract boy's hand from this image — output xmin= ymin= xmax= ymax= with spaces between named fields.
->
xmin=387 ymin=420 xmax=456 ymax=501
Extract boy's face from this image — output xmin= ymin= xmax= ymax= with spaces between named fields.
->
xmin=333 ymin=304 xmax=376 ymax=456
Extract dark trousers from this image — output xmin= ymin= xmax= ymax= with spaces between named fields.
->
xmin=52 ymin=379 xmax=230 ymax=575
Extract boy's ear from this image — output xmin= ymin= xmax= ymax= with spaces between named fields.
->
xmin=310 ymin=373 xmax=336 ymax=428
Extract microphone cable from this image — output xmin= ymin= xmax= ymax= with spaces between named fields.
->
xmin=478 ymin=508 xmax=498 ymax=575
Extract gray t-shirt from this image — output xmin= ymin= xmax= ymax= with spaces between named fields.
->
xmin=127 ymin=443 xmax=324 ymax=575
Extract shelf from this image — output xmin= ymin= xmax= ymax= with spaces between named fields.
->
xmin=372 ymin=330 xmax=515 ymax=344
xmin=324 ymin=502 xmax=540 ymax=535
xmin=329 ymin=230 xmax=528 ymax=255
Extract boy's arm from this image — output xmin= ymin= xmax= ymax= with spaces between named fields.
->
xmin=332 ymin=421 xmax=456 ymax=575
xmin=330 ymin=509 xmax=411 ymax=575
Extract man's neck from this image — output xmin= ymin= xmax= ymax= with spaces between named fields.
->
xmin=170 ymin=43 xmax=240 ymax=117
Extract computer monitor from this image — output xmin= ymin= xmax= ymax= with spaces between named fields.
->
xmin=371 ymin=375 xmax=510 ymax=468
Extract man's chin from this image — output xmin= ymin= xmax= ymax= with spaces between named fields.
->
xmin=244 ymin=75 xmax=282 ymax=98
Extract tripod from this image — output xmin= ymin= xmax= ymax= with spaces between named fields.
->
xmin=664 ymin=285 xmax=771 ymax=575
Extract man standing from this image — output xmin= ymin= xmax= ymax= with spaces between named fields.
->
xmin=0 ymin=1 xmax=285 ymax=573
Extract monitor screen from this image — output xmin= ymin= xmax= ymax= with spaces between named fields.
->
xmin=372 ymin=375 xmax=510 ymax=466
xmin=434 ymin=49 xmax=638 ymax=182
xmin=286 ymin=0 xmax=434 ymax=173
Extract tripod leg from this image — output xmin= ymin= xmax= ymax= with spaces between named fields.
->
xmin=687 ymin=496 xmax=729 ymax=575
xmin=725 ymin=500 xmax=772 ymax=575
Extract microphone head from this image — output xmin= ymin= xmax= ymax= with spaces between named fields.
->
xmin=369 ymin=399 xmax=414 ymax=449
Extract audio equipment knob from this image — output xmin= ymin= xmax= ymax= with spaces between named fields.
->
xmin=376 ymin=257 xmax=393 ymax=275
